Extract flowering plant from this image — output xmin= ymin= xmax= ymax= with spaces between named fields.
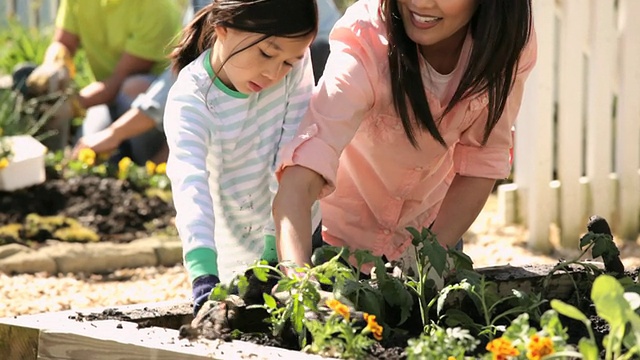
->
xmin=46 ymin=149 xmax=170 ymax=191
xmin=303 ymin=299 xmax=383 ymax=359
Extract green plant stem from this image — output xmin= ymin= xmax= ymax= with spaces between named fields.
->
xmin=414 ymin=247 xmax=428 ymax=327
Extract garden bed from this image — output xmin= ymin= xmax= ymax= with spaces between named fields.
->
xmin=1 ymin=262 xmax=628 ymax=360
xmin=0 ymin=173 xmax=175 ymax=246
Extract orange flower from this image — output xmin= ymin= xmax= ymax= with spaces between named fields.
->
xmin=526 ymin=334 xmax=554 ymax=360
xmin=325 ymin=299 xmax=350 ymax=321
xmin=486 ymin=337 xmax=520 ymax=360
xmin=363 ymin=312 xmax=383 ymax=341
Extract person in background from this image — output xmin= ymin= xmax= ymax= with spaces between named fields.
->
xmin=24 ymin=0 xmax=182 ymax=158
xmin=273 ymin=0 xmax=537 ymax=275
xmin=71 ymin=0 xmax=341 ymax=164
xmin=71 ymin=0 xmax=208 ymax=165
xmin=163 ymin=0 xmax=321 ymax=315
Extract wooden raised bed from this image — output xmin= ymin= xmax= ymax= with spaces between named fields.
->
xmin=0 ymin=263 xmax=600 ymax=360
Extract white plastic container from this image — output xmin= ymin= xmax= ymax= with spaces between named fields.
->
xmin=0 ymin=135 xmax=47 ymax=191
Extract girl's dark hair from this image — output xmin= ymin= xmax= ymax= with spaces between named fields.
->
xmin=381 ymin=0 xmax=533 ymax=147
xmin=170 ymin=0 xmax=318 ymax=72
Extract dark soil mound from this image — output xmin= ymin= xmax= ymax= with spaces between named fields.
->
xmin=0 ymin=175 xmax=176 ymax=243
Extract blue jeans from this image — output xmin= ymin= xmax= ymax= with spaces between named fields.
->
xmin=79 ymin=74 xmax=165 ymax=165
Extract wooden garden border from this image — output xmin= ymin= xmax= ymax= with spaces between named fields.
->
xmin=0 ymin=263 xmax=601 ymax=360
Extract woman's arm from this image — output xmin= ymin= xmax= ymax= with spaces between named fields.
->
xmin=273 ymin=165 xmax=325 ymax=267
xmin=429 ymin=175 xmax=495 ymax=249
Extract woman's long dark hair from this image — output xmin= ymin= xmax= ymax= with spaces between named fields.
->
xmin=170 ymin=0 xmax=318 ymax=72
xmin=382 ymin=0 xmax=532 ymax=147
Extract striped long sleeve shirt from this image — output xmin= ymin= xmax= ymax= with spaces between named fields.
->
xmin=164 ymin=49 xmax=320 ymax=282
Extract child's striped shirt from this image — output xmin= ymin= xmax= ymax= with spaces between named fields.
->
xmin=164 ymin=49 xmax=320 ymax=282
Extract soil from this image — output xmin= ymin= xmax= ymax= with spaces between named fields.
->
xmin=0 ymin=175 xmax=176 ymax=244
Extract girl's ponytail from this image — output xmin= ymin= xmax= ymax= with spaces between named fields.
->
xmin=169 ymin=3 xmax=216 ymax=73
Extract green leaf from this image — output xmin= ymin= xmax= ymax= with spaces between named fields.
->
xmin=235 ymin=275 xmax=249 ymax=298
xmin=591 ymin=275 xmax=627 ymax=328
xmin=263 ymin=293 xmax=277 ymax=309
xmin=449 ymin=250 xmax=474 ymax=272
xmin=578 ymin=338 xmax=599 ymax=360
xmin=380 ymin=278 xmax=413 ymax=325
xmin=209 ymin=284 xmax=228 ymax=301
xmin=292 ymin=298 xmax=305 ymax=335
xmin=444 ymin=309 xmax=478 ymax=331
xmin=357 ymin=287 xmax=384 ymax=318
xmin=591 ymin=235 xmax=619 ymax=261
xmin=550 ymin=299 xmax=589 ymax=323
xmin=579 ymin=232 xmax=597 ymax=249
xmin=406 ymin=227 xmax=422 ymax=246
xmin=425 ymin=241 xmax=448 ymax=277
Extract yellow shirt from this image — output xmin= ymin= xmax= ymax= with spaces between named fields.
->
xmin=55 ymin=0 xmax=183 ymax=81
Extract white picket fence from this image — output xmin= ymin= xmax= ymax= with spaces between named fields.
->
xmin=1 ymin=0 xmax=59 ymax=29
xmin=498 ymin=0 xmax=640 ymax=250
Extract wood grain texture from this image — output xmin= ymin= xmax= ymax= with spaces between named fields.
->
xmin=0 ymin=323 xmax=40 ymax=360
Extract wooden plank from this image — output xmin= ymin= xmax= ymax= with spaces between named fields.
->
xmin=0 ymin=324 xmax=39 ymax=360
xmin=557 ymin=0 xmax=589 ymax=247
xmin=515 ymin=0 xmax=556 ymax=252
xmin=0 ymin=302 xmax=331 ymax=360
xmin=585 ymin=0 xmax=616 ymax=223
xmin=615 ymin=0 xmax=640 ymax=240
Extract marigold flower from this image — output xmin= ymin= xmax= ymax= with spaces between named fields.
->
xmin=325 ymin=299 xmax=350 ymax=321
xmin=146 ymin=160 xmax=156 ymax=176
xmin=0 ymin=157 xmax=8 ymax=170
xmin=78 ymin=148 xmax=96 ymax=166
xmin=155 ymin=162 xmax=167 ymax=175
xmin=363 ymin=312 xmax=383 ymax=341
xmin=526 ymin=334 xmax=554 ymax=360
xmin=486 ymin=337 xmax=520 ymax=360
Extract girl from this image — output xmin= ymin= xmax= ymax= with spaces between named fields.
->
xmin=273 ymin=0 xmax=537 ymax=272
xmin=164 ymin=0 xmax=321 ymax=314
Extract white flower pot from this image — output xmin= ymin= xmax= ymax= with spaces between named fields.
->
xmin=0 ymin=135 xmax=47 ymax=191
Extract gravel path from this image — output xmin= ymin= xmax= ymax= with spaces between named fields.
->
xmin=3 ymin=195 xmax=640 ymax=319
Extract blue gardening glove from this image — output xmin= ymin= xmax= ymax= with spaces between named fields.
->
xmin=192 ymin=274 xmax=220 ymax=316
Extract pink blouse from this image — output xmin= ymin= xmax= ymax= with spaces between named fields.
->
xmin=277 ymin=0 xmax=537 ymax=260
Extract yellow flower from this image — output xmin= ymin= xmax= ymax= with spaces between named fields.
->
xmin=325 ymin=298 xmax=350 ymax=321
xmin=78 ymin=148 xmax=96 ymax=166
xmin=145 ymin=160 xmax=156 ymax=176
xmin=0 ymin=157 xmax=8 ymax=169
xmin=486 ymin=337 xmax=520 ymax=360
xmin=155 ymin=162 xmax=167 ymax=175
xmin=363 ymin=312 xmax=383 ymax=341
xmin=118 ymin=157 xmax=132 ymax=178
xmin=526 ymin=334 xmax=554 ymax=360
xmin=447 ymin=357 xmax=456 ymax=360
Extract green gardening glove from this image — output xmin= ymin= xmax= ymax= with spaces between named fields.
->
xmin=261 ymin=234 xmax=278 ymax=264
